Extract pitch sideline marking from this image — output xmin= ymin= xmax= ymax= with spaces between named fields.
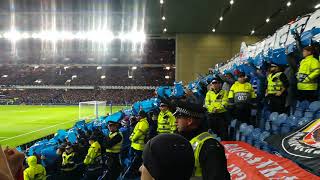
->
xmin=0 ymin=119 xmax=76 ymax=143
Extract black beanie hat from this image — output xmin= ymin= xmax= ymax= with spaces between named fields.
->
xmin=142 ymin=134 xmax=195 ymax=180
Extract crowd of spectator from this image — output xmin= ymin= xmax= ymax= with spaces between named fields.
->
xmin=0 ymin=89 xmax=154 ymax=105
xmin=0 ymin=65 xmax=174 ymax=86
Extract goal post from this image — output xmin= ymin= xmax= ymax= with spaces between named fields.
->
xmin=79 ymin=101 xmax=107 ymax=120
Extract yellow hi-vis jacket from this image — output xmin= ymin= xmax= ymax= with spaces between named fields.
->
xmin=190 ymin=132 xmax=214 ymax=177
xmin=83 ymin=141 xmax=101 ymax=165
xmin=228 ymin=81 xmax=256 ymax=103
xmin=61 ymin=152 xmax=77 ymax=171
xmin=157 ymin=110 xmax=176 ymax=134
xmin=130 ymin=117 xmax=149 ymax=151
xmin=205 ymin=89 xmax=228 ymax=113
xmin=267 ymin=72 xmax=284 ymax=94
xmin=23 ymin=156 xmax=46 ymax=180
xmin=297 ymin=55 xmax=320 ymax=90
xmin=106 ymin=132 xmax=123 ymax=153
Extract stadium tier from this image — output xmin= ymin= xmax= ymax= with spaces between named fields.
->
xmin=2 ymin=1 xmax=320 ymax=180
xmin=0 ymin=89 xmax=155 ymax=105
xmin=0 ymin=66 xmax=175 ymax=86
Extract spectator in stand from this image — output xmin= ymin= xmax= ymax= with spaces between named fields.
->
xmin=220 ymin=72 xmax=235 ymax=92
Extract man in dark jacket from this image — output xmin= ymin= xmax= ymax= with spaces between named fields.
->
xmin=173 ymin=100 xmax=230 ymax=180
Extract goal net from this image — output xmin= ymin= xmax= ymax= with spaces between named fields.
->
xmin=79 ymin=101 xmax=107 ymax=120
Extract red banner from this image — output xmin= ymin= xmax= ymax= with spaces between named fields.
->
xmin=221 ymin=141 xmax=320 ymax=180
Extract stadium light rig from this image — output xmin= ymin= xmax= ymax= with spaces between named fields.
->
xmin=34 ymin=80 xmax=42 ymax=83
xmin=266 ymin=18 xmax=270 ymax=23
xmin=286 ymin=1 xmax=291 ymax=7
xmin=163 ymin=28 xmax=167 ymax=33
xmin=219 ymin=16 xmax=223 ymax=21
xmin=251 ymin=30 xmax=255 ymax=35
xmin=0 ymin=31 xmax=146 ymax=43
xmin=162 ymin=16 xmax=166 ymax=21
xmin=212 ymin=28 xmax=216 ymax=32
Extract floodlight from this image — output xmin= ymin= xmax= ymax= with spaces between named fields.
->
xmin=97 ymin=66 xmax=102 ymax=70
xmin=132 ymin=66 xmax=137 ymax=70
xmin=165 ymin=66 xmax=170 ymax=70
xmin=162 ymin=16 xmax=166 ymax=21
xmin=286 ymin=1 xmax=291 ymax=7
xmin=1 ymin=75 xmax=8 ymax=78
xmin=212 ymin=28 xmax=216 ymax=32
xmin=165 ymin=75 xmax=170 ymax=79
xmin=101 ymin=75 xmax=106 ymax=79
xmin=230 ymin=0 xmax=234 ymax=5
xmin=266 ymin=18 xmax=270 ymax=23
xmin=219 ymin=16 xmax=223 ymax=21
xmin=128 ymin=75 xmax=133 ymax=79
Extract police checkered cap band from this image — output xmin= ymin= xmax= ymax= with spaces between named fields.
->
xmin=174 ymin=107 xmax=203 ymax=119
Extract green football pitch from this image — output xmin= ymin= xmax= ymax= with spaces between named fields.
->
xmin=0 ymin=105 xmax=126 ymax=147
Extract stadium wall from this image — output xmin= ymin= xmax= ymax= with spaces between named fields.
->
xmin=175 ymin=34 xmax=262 ymax=83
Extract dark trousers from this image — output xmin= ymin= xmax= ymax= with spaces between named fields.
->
xmin=267 ymin=94 xmax=286 ymax=114
xmin=104 ymin=153 xmax=122 ymax=180
xmin=297 ymin=90 xmax=318 ymax=102
xmin=60 ymin=170 xmax=80 ymax=180
xmin=208 ymin=112 xmax=229 ymax=140
xmin=233 ymin=103 xmax=252 ymax=125
xmin=127 ymin=148 xmax=143 ymax=178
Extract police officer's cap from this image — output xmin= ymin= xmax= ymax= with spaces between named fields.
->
xmin=160 ymin=102 xmax=168 ymax=107
xmin=89 ymin=135 xmax=97 ymax=141
xmin=211 ymin=78 xmax=221 ymax=84
xmin=138 ymin=110 xmax=147 ymax=118
xmin=173 ymin=100 xmax=206 ymax=119
xmin=238 ymin=71 xmax=246 ymax=77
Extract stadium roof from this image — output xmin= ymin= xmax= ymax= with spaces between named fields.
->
xmin=147 ymin=0 xmax=320 ymax=35
xmin=0 ymin=0 xmax=318 ymax=36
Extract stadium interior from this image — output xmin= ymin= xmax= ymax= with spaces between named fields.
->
xmin=1 ymin=0 xmax=320 ymax=180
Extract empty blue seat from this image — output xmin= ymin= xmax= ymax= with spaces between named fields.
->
xmin=309 ymin=101 xmax=320 ymax=112
xmin=304 ymin=109 xmax=315 ymax=119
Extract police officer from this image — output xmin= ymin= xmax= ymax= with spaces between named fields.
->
xmin=23 ymin=156 xmax=46 ymax=180
xmin=266 ymin=63 xmax=289 ymax=113
xmin=129 ymin=110 xmax=149 ymax=177
xmin=205 ymin=78 xmax=229 ymax=140
xmin=228 ymin=72 xmax=257 ymax=125
xmin=173 ymin=100 xmax=230 ymax=180
xmin=83 ymin=135 xmax=102 ymax=180
xmin=157 ymin=103 xmax=176 ymax=134
xmin=104 ymin=120 xmax=123 ymax=180
xmin=297 ymin=46 xmax=320 ymax=102
xmin=60 ymin=145 xmax=79 ymax=180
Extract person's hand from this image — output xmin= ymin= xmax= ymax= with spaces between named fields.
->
xmin=275 ymin=92 xmax=282 ymax=96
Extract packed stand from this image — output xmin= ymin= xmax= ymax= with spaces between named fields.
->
xmin=0 ymin=89 xmax=154 ymax=105
xmin=0 ymin=66 xmax=174 ymax=86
